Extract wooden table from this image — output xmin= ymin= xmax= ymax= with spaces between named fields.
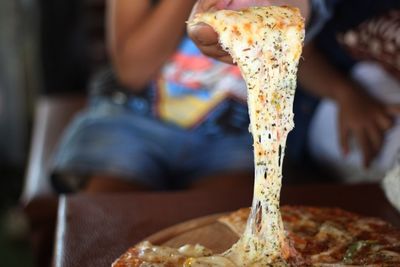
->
xmin=52 ymin=183 xmax=400 ymax=267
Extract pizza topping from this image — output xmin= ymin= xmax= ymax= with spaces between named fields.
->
xmin=178 ymin=244 xmax=213 ymax=257
xmin=114 ymin=204 xmax=400 ymax=266
xmin=343 ymin=240 xmax=376 ymax=264
xmin=315 ymin=222 xmax=352 ymax=245
xmin=136 ymin=241 xmax=187 ymax=263
xmin=184 ymin=256 xmax=236 ymax=266
xmin=112 ymin=242 xmax=217 ymax=267
xmin=218 ymin=206 xmax=400 ymax=266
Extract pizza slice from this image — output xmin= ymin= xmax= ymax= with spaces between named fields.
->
xmin=190 ymin=6 xmax=305 ymax=266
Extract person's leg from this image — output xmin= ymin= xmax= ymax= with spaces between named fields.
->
xmin=51 ymin=96 xmax=182 ymax=192
xmin=180 ymin=132 xmax=254 ymax=189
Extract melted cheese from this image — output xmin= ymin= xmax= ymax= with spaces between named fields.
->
xmin=190 ymin=6 xmax=304 ymax=266
xmin=117 ymin=6 xmax=305 ymax=267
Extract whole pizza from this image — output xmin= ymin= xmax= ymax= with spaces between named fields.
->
xmin=113 ymin=206 xmax=400 ymax=266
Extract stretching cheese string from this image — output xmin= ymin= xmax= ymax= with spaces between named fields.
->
xmin=191 ymin=6 xmax=304 ymax=266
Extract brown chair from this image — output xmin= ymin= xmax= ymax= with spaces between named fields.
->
xmin=21 ymin=94 xmax=86 ymax=267
xmin=22 ymin=95 xmax=86 ymax=204
xmin=21 ymin=0 xmax=106 ymax=265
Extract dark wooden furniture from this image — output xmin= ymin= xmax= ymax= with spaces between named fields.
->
xmin=53 ymin=183 xmax=400 ymax=267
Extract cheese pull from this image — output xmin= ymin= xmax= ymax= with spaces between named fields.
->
xmin=191 ymin=6 xmax=304 ymax=266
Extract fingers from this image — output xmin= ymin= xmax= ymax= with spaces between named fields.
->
xmin=188 ymin=23 xmax=219 ymax=48
xmin=200 ymin=44 xmax=229 ymax=57
xmin=366 ymin=124 xmax=383 ymax=155
xmin=341 ymin=124 xmax=377 ymax=168
xmin=387 ymin=104 xmax=400 ymax=116
xmin=350 ymin=120 xmax=387 ymax=168
xmin=188 ymin=0 xmax=272 ymax=63
xmin=354 ymin=128 xmax=374 ymax=168
xmin=188 ymin=23 xmax=234 ymax=64
xmin=352 ymin=120 xmax=390 ymax=167
xmin=375 ymin=112 xmax=393 ymax=131
xmin=188 ymin=0 xmax=235 ymax=63
xmin=215 ymin=54 xmax=235 ymax=64
xmin=364 ymin=105 xmax=400 ymax=166
xmin=199 ymin=42 xmax=232 ymax=58
xmin=339 ymin=112 xmax=389 ymax=168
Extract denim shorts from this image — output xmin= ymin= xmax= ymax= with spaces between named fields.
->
xmin=51 ymin=96 xmax=254 ymax=191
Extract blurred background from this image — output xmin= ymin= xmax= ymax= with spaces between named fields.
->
xmin=1 ymin=0 xmax=39 ymax=265
xmin=0 ymin=0 xmax=399 ymax=266
xmin=0 ymin=0 xmax=106 ymax=266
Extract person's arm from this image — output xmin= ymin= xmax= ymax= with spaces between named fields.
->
xmin=299 ymin=43 xmax=395 ymax=167
xmin=187 ymin=0 xmax=310 ymax=64
xmin=107 ymin=0 xmax=196 ymax=90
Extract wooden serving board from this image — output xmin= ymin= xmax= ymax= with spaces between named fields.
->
xmin=145 ymin=213 xmax=239 ymax=253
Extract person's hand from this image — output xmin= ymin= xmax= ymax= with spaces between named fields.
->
xmin=336 ymin=86 xmax=400 ymax=167
xmin=188 ymin=0 xmax=273 ymax=64
xmin=187 ymin=0 xmax=309 ymax=64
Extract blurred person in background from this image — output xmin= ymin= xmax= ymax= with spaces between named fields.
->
xmin=303 ymin=1 xmax=400 ymax=182
xmin=51 ymin=0 xmax=337 ymax=193
xmin=51 ymin=0 xmax=255 ymax=193
xmin=52 ymin=0 xmax=399 ymax=194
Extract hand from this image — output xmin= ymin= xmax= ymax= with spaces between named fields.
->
xmin=187 ymin=0 xmax=310 ymax=63
xmin=336 ymin=86 xmax=399 ymax=167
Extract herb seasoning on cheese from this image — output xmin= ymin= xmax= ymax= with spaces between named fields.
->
xmin=190 ymin=6 xmax=304 ymax=266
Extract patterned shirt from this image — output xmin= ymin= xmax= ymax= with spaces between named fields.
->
xmin=150 ymin=37 xmax=250 ymax=135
